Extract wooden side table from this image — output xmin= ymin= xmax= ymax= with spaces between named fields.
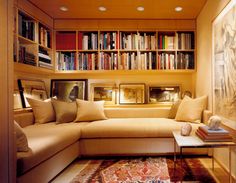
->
xmin=172 ymin=131 xmax=236 ymax=183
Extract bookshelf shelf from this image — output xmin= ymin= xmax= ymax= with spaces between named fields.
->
xmin=18 ymin=35 xmax=37 ymax=44
xmin=14 ymin=62 xmax=54 ymax=75
xmin=38 ymin=44 xmax=52 ymax=51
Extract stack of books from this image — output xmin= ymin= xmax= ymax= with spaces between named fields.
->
xmin=196 ymin=126 xmax=232 ymax=142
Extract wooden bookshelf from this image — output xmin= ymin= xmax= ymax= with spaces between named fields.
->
xmin=14 ymin=8 xmax=53 ymax=72
xmin=55 ymin=30 xmax=195 ymax=73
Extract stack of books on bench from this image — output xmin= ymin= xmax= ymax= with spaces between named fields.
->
xmin=196 ymin=126 xmax=232 ymax=142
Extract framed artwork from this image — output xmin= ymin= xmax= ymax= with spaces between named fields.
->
xmin=119 ymin=83 xmax=145 ymax=104
xmin=148 ymin=85 xmax=180 ymax=104
xmin=17 ymin=79 xmax=48 ymax=108
xmin=212 ymin=0 xmax=236 ymax=127
xmin=50 ymin=79 xmax=88 ymax=102
xmin=90 ymin=83 xmax=117 ymax=105
xmin=13 ymin=90 xmax=23 ymax=109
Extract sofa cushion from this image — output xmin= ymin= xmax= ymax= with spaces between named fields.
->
xmin=17 ymin=122 xmax=88 ymax=175
xmin=74 ymin=100 xmax=107 ymax=122
xmin=14 ymin=121 xmax=29 ymax=152
xmin=175 ymin=95 xmax=208 ymax=123
xmin=168 ymin=100 xmax=182 ymax=119
xmin=80 ymin=118 xmax=203 ymax=138
xmin=27 ymin=98 xmax=55 ymax=124
xmin=51 ymin=99 xmax=77 ymax=123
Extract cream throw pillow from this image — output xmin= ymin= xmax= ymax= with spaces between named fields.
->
xmin=51 ymin=99 xmax=77 ymax=123
xmin=74 ymin=99 xmax=107 ymax=122
xmin=27 ymin=98 xmax=55 ymax=124
xmin=168 ymin=99 xmax=182 ymax=119
xmin=175 ymin=95 xmax=207 ymax=123
xmin=14 ymin=121 xmax=29 ymax=152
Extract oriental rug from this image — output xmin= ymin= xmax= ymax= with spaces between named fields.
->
xmin=69 ymin=157 xmax=216 ymax=183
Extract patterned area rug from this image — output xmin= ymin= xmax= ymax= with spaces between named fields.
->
xmin=70 ymin=157 xmax=216 ymax=183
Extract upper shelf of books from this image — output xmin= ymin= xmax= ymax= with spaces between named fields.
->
xmin=55 ymin=30 xmax=195 ymax=72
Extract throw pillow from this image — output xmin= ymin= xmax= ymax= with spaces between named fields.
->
xmin=27 ymin=97 xmax=55 ymax=124
xmin=168 ymin=99 xmax=182 ymax=119
xmin=14 ymin=121 xmax=29 ymax=152
xmin=74 ymin=99 xmax=107 ymax=122
xmin=51 ymin=99 xmax=77 ymax=124
xmin=175 ymin=95 xmax=208 ymax=123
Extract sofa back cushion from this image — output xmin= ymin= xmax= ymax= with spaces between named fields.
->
xmin=14 ymin=111 xmax=34 ymax=127
xmin=104 ymin=108 xmax=170 ymax=118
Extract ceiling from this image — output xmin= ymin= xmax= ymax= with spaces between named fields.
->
xmin=28 ymin=0 xmax=207 ymax=19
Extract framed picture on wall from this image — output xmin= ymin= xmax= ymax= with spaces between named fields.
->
xmin=212 ymin=0 xmax=236 ymax=127
xmin=17 ymin=79 xmax=48 ymax=108
xmin=90 ymin=83 xmax=117 ymax=105
xmin=50 ymin=79 xmax=88 ymax=102
xmin=119 ymin=83 xmax=145 ymax=104
xmin=148 ymin=85 xmax=181 ymax=104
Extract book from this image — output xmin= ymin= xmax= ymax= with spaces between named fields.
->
xmin=196 ymin=129 xmax=232 ymax=139
xmin=199 ymin=126 xmax=229 ymax=134
xmin=196 ymin=130 xmax=232 ymax=142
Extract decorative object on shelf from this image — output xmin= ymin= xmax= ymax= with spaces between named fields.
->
xmin=17 ymin=79 xmax=48 ymax=108
xmin=119 ymin=83 xmax=145 ymax=104
xmin=148 ymin=85 xmax=180 ymax=103
xmin=212 ymin=0 xmax=236 ymax=126
xmin=50 ymin=79 xmax=88 ymax=102
xmin=181 ymin=90 xmax=192 ymax=99
xmin=90 ymin=83 xmax=117 ymax=105
xmin=181 ymin=123 xmax=192 ymax=136
xmin=208 ymin=115 xmax=222 ymax=130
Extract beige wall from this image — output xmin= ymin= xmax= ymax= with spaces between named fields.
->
xmin=196 ymin=0 xmax=236 ymax=179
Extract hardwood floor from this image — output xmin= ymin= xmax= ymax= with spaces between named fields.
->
xmin=50 ymin=156 xmax=232 ymax=183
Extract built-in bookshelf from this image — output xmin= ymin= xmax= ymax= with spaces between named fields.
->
xmin=14 ymin=9 xmax=53 ymax=71
xmin=55 ymin=30 xmax=195 ymax=72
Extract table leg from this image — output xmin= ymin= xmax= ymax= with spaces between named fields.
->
xmin=180 ymin=147 xmax=183 ymax=168
xmin=229 ymin=146 xmax=231 ymax=183
xmin=212 ymin=148 xmax=214 ymax=171
xmin=174 ymin=139 xmax=176 ymax=165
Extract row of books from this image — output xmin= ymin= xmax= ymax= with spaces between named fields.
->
xmin=177 ymin=33 xmax=194 ymax=50
xmin=99 ymin=32 xmax=118 ymax=50
xmin=120 ymin=32 xmax=156 ymax=50
xmin=56 ymin=51 xmax=195 ymax=71
xmin=18 ymin=46 xmax=36 ymax=66
xmin=196 ymin=126 xmax=232 ymax=142
xmin=56 ymin=32 xmax=76 ymax=50
xmin=56 ymin=52 xmax=76 ymax=71
xmin=158 ymin=35 xmax=175 ymax=50
xmin=177 ymin=53 xmax=194 ymax=69
xmin=18 ymin=14 xmax=35 ymax=41
xmin=78 ymin=32 xmax=98 ymax=50
xmin=39 ymin=25 xmax=51 ymax=48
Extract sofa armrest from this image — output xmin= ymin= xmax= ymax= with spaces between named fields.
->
xmin=202 ymin=110 xmax=212 ymax=124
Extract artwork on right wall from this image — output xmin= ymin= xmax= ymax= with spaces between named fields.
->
xmin=212 ymin=0 xmax=236 ymax=127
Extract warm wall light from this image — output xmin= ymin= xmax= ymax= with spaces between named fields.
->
xmin=98 ymin=6 xmax=107 ymax=11
xmin=137 ymin=6 xmax=145 ymax=11
xmin=175 ymin=6 xmax=183 ymax=12
xmin=60 ymin=6 xmax=68 ymax=11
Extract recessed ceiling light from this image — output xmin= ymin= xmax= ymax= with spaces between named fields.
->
xmin=60 ymin=6 xmax=68 ymax=11
xmin=98 ymin=6 xmax=107 ymax=11
xmin=137 ymin=6 xmax=145 ymax=11
xmin=175 ymin=6 xmax=183 ymax=12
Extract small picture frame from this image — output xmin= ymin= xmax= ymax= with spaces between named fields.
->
xmin=148 ymin=85 xmax=180 ymax=104
xmin=119 ymin=83 xmax=145 ymax=104
xmin=17 ymin=79 xmax=48 ymax=108
xmin=90 ymin=83 xmax=117 ymax=105
xmin=50 ymin=79 xmax=88 ymax=102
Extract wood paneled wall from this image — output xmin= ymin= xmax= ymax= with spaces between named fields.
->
xmin=0 ymin=0 xmax=15 ymax=182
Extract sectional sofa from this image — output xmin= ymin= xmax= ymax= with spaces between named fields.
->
xmin=14 ymin=106 xmax=212 ymax=183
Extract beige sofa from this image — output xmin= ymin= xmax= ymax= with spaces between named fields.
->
xmin=14 ymin=107 xmax=211 ymax=183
